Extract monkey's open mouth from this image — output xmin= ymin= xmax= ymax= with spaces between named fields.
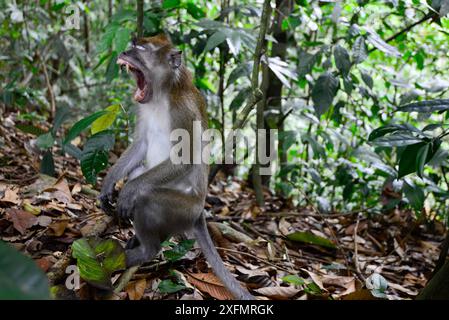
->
xmin=117 ymin=58 xmax=151 ymax=103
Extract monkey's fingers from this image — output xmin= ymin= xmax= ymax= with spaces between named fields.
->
xmin=99 ymin=196 xmax=116 ymax=216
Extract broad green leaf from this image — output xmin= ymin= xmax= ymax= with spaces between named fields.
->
xmin=186 ymin=1 xmax=205 ymax=19
xmin=91 ymin=104 xmax=120 ymax=135
xmin=40 ymin=150 xmax=55 ymax=177
xmin=63 ymin=143 xmax=82 ymax=160
xmin=64 ymin=110 xmax=109 ymax=145
xmin=371 ymin=133 xmax=423 ymax=147
xmin=162 ymin=0 xmax=181 ymax=9
xmin=369 ymin=123 xmax=424 ymax=141
xmin=72 ymin=238 xmax=126 ymax=290
xmin=163 ymin=239 xmax=195 ymax=262
xmin=361 ymin=71 xmax=373 ymax=89
xmin=114 ymin=27 xmax=131 ymax=53
xmin=334 ymin=45 xmax=351 ymax=76
xmin=203 ymin=31 xmax=227 ymax=53
xmin=397 ymin=99 xmax=449 ymax=113
xmin=16 ymin=124 xmax=46 ymax=136
xmin=365 ymin=28 xmax=401 ymax=57
xmin=298 ymin=50 xmax=318 ymax=78
xmin=52 ymin=105 xmax=71 ymax=134
xmin=352 ymin=36 xmax=368 ymax=64
xmin=403 ymin=181 xmax=425 ymax=212
xmin=312 ymin=72 xmax=339 ymax=117
xmin=287 ymin=231 xmax=336 ymax=249
xmin=416 ymin=143 xmax=429 ymax=178
xmin=282 ymin=275 xmax=305 ymax=286
xmin=226 ymin=62 xmax=252 ymax=88
xmin=80 ymin=131 xmax=115 ymax=184
xmin=229 ymin=86 xmax=251 ymax=110
xmin=36 ymin=132 xmax=55 ymax=149
xmin=398 ymin=142 xmax=425 ymax=178
xmin=158 ymin=279 xmax=186 ymax=293
xmin=106 ymin=51 xmax=119 ymax=83
xmin=0 ymin=240 xmax=50 ymax=299
xmin=266 ymin=57 xmax=297 ymax=89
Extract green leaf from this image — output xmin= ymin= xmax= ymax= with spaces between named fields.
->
xmin=334 ymin=45 xmax=351 ymax=76
xmin=403 ymin=181 xmax=424 ymax=212
xmin=371 ymin=133 xmax=423 ymax=147
xmin=106 ymin=52 xmax=119 ymax=83
xmin=52 ymin=105 xmax=71 ymax=134
xmin=229 ymin=87 xmax=251 ymax=111
xmin=40 ymin=150 xmax=55 ymax=177
xmin=368 ymin=124 xmax=422 ymax=141
xmin=366 ymin=28 xmax=401 ymax=57
xmin=80 ymin=131 xmax=115 ymax=184
xmin=186 ymin=1 xmax=205 ymax=19
xmin=91 ymin=104 xmax=120 ymax=135
xmin=361 ymin=71 xmax=373 ymax=89
xmin=287 ymin=231 xmax=336 ymax=249
xmin=226 ymin=62 xmax=252 ymax=88
xmin=162 ymin=0 xmax=181 ymax=9
xmin=352 ymin=36 xmax=368 ymax=64
xmin=397 ymin=99 xmax=449 ymax=113
xmin=114 ymin=27 xmax=131 ymax=53
xmin=64 ymin=110 xmax=109 ymax=145
xmin=72 ymin=238 xmax=126 ymax=290
xmin=36 ymin=132 xmax=55 ymax=149
xmin=203 ymin=31 xmax=227 ymax=53
xmin=16 ymin=124 xmax=46 ymax=136
xmin=158 ymin=279 xmax=186 ymax=293
xmin=0 ymin=240 xmax=50 ymax=299
xmin=163 ymin=239 xmax=195 ymax=262
xmin=398 ymin=140 xmax=440 ymax=178
xmin=282 ymin=275 xmax=305 ymax=286
xmin=312 ymin=72 xmax=339 ymax=117
xmin=416 ymin=143 xmax=429 ymax=178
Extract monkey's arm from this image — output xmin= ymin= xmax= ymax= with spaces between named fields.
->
xmin=116 ymin=160 xmax=195 ymax=218
xmin=99 ymin=140 xmax=147 ymax=211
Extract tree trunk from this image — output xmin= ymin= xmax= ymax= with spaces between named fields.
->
xmin=137 ymin=0 xmax=144 ymax=38
xmin=262 ymin=0 xmax=293 ymax=188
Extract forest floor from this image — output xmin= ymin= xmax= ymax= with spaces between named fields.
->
xmin=0 ymin=112 xmax=445 ymax=300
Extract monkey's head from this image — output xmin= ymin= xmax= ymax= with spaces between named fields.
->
xmin=116 ymin=34 xmax=182 ymax=103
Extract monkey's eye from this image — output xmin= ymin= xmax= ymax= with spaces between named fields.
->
xmin=135 ymin=45 xmax=146 ymax=51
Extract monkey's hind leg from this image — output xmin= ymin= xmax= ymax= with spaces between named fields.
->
xmin=125 ymin=200 xmax=162 ymax=267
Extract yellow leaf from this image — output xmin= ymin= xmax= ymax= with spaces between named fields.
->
xmin=91 ymin=104 xmax=120 ymax=135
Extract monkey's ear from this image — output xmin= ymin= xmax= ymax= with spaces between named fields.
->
xmin=168 ymin=49 xmax=182 ymax=69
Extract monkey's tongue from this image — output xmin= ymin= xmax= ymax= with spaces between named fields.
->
xmin=133 ymin=70 xmax=148 ymax=102
xmin=134 ymin=87 xmax=146 ymax=101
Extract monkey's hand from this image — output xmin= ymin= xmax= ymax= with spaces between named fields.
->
xmin=99 ymin=180 xmax=116 ymax=216
xmin=116 ymin=180 xmax=141 ymax=220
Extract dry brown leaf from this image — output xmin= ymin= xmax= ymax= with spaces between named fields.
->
xmin=6 ymin=209 xmax=38 ymax=235
xmin=48 ymin=221 xmax=68 ymax=236
xmin=300 ymin=268 xmax=325 ymax=291
xmin=321 ymin=274 xmax=356 ymax=296
xmin=71 ymin=183 xmax=82 ymax=195
xmin=254 ymin=286 xmax=299 ymax=300
xmin=126 ymin=279 xmax=147 ymax=300
xmin=186 ymin=272 xmax=234 ymax=300
xmin=0 ymin=186 xmax=20 ymax=205
xmin=44 ymin=177 xmax=73 ymax=204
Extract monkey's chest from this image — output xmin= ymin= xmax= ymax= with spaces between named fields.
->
xmin=140 ymin=105 xmax=171 ymax=170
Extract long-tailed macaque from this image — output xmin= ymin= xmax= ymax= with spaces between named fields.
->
xmin=99 ymin=34 xmax=253 ymax=300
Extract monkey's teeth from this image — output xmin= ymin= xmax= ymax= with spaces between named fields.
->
xmin=126 ymin=64 xmax=130 ymax=73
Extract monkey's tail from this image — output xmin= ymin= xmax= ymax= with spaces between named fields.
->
xmin=193 ymin=213 xmax=254 ymax=300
